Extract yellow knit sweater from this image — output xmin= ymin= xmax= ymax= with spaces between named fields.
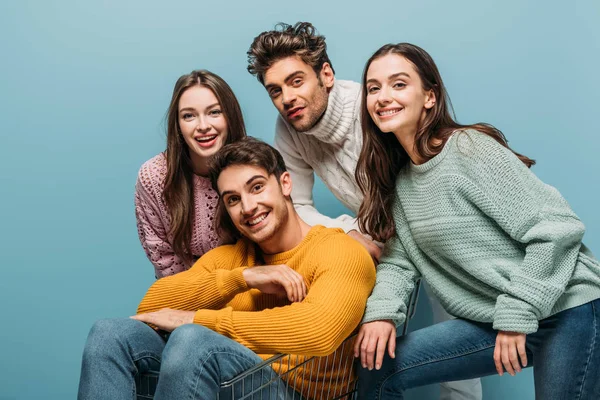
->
xmin=137 ymin=225 xmax=375 ymax=398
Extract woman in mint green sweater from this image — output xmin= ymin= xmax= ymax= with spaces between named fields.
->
xmin=353 ymin=43 xmax=600 ymax=400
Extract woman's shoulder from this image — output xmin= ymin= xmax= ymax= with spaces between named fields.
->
xmin=137 ymin=153 xmax=167 ymax=193
xmin=446 ymin=128 xmax=517 ymax=165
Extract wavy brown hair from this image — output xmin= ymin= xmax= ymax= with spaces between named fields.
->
xmin=208 ymin=137 xmax=288 ymax=244
xmin=356 ymin=43 xmax=535 ymax=242
xmin=247 ymin=21 xmax=335 ymax=84
xmin=163 ymin=70 xmax=246 ymax=264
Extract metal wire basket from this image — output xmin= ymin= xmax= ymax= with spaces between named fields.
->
xmin=135 ymin=280 xmax=422 ymax=400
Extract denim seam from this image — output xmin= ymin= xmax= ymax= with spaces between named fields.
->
xmin=575 ymin=300 xmax=598 ymax=400
xmin=189 ymin=350 xmax=265 ymax=400
xmin=375 ymin=341 xmax=496 ymax=399
xmin=131 ymin=351 xmax=162 ymax=365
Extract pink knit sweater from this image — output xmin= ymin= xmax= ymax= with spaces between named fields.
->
xmin=134 ymin=154 xmax=220 ymax=278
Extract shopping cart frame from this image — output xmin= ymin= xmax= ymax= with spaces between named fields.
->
xmin=135 ymin=279 xmax=422 ymax=400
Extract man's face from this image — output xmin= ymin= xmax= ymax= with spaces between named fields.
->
xmin=217 ymin=164 xmax=292 ymax=246
xmin=263 ymin=56 xmax=334 ymax=132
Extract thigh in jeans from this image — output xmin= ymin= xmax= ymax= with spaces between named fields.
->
xmin=528 ymin=298 xmax=600 ymax=400
xmin=358 ymin=319 xmax=498 ymax=400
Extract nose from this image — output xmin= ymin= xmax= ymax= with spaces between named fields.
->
xmin=377 ymin=86 xmax=392 ymax=106
xmin=281 ymin=87 xmax=296 ymax=107
xmin=240 ymin=194 xmax=258 ymax=216
xmin=196 ymin=115 xmax=211 ymax=133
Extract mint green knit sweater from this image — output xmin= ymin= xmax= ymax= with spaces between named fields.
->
xmin=363 ymin=130 xmax=600 ymax=334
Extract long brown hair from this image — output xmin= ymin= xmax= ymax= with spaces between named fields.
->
xmin=356 ymin=43 xmax=535 ymax=242
xmin=163 ymin=70 xmax=246 ymax=263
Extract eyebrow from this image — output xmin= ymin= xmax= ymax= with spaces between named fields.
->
xmin=219 ymin=174 xmax=267 ymax=197
xmin=366 ymin=72 xmax=411 ymax=85
xmin=179 ymin=102 xmax=220 ymax=113
xmin=265 ymin=71 xmax=305 ymax=90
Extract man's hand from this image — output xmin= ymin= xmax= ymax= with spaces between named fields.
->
xmin=494 ymin=331 xmax=528 ymax=376
xmin=353 ymin=320 xmax=396 ymax=371
xmin=243 ymin=265 xmax=307 ymax=303
xmin=131 ymin=308 xmax=195 ymax=332
xmin=348 ymin=230 xmax=381 ymax=262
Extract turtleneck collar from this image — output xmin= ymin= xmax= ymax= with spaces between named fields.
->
xmin=292 ymin=79 xmax=359 ymax=144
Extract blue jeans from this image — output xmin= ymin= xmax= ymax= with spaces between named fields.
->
xmin=358 ymin=298 xmax=600 ymax=400
xmin=426 ymin=283 xmax=482 ymax=400
xmin=78 ymin=318 xmax=289 ymax=400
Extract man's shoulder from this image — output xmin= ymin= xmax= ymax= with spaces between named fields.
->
xmin=307 ymin=226 xmax=372 ymax=261
xmin=197 ymin=239 xmax=252 ymax=267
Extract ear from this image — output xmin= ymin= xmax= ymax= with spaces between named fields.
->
xmin=278 ymin=171 xmax=293 ymax=196
xmin=319 ymin=62 xmax=335 ymax=89
xmin=424 ymin=88 xmax=436 ymax=110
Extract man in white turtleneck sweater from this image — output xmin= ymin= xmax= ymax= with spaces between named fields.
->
xmin=247 ymin=22 xmax=482 ymax=400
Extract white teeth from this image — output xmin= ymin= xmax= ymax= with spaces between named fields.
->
xmin=379 ymin=109 xmax=401 ymax=116
xmin=247 ymin=214 xmax=267 ymax=226
xmin=196 ymin=135 xmax=217 ymax=143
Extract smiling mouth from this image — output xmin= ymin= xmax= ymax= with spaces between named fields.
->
xmin=195 ymin=135 xmax=217 ymax=143
xmin=377 ymin=108 xmax=402 ymax=117
xmin=246 ymin=212 xmax=269 ymax=227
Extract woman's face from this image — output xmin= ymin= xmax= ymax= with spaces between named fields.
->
xmin=178 ymin=85 xmax=228 ymax=172
xmin=365 ymin=54 xmax=435 ymax=138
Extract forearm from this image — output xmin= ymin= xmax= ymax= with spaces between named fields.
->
xmin=137 ymin=266 xmax=249 ymax=314
xmin=135 ymin=183 xmax=186 ymax=277
xmin=194 ymin=298 xmax=365 ymax=356
xmin=362 ymin=263 xmax=418 ymax=326
xmin=493 ymin=214 xmax=585 ymax=333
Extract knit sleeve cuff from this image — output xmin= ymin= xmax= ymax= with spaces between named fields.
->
xmin=493 ymin=295 xmax=539 ymax=334
xmin=194 ymin=308 xmax=235 ymax=334
xmin=361 ymin=299 xmax=407 ymax=328
xmin=215 ymin=267 xmax=248 ymax=298
xmin=194 ymin=309 xmax=221 ymax=331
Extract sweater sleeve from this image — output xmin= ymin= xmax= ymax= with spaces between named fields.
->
xmin=274 ymin=117 xmax=358 ymax=233
xmin=134 ymin=171 xmax=187 ymax=278
xmin=361 ymin=234 xmax=421 ymax=327
xmin=193 ymin=235 xmax=376 ymax=356
xmin=136 ymin=244 xmax=250 ymax=314
xmin=457 ymin=132 xmax=585 ymax=334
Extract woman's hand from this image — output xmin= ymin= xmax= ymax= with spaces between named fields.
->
xmin=494 ymin=331 xmax=528 ymax=376
xmin=354 ymin=320 xmax=396 ymax=370
xmin=348 ymin=230 xmax=382 ymax=262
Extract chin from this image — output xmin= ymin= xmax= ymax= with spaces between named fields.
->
xmin=247 ymin=227 xmax=276 ymax=246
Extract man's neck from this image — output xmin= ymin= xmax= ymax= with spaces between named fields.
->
xmin=259 ymin=212 xmax=312 ymax=255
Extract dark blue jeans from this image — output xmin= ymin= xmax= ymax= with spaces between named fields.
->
xmin=77 ymin=318 xmax=291 ymax=400
xmin=358 ymin=298 xmax=600 ymax=400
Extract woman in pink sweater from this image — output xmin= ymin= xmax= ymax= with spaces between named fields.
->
xmin=135 ymin=70 xmax=246 ymax=278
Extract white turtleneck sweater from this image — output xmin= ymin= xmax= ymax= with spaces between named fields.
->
xmin=274 ymin=80 xmax=363 ymax=233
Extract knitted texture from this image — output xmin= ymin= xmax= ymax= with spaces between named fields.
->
xmin=274 ymin=80 xmax=363 ymax=232
xmin=134 ymin=154 xmax=220 ymax=278
xmin=137 ymin=225 xmax=376 ymax=398
xmin=363 ymin=130 xmax=600 ymax=334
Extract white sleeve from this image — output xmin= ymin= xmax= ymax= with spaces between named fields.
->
xmin=274 ymin=117 xmax=358 ymax=233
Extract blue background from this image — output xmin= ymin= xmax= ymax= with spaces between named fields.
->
xmin=1 ymin=0 xmax=599 ymax=398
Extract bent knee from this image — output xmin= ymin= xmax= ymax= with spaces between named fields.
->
xmin=166 ymin=324 xmax=215 ymax=347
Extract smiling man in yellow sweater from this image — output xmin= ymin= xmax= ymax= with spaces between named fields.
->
xmin=77 ymin=137 xmax=375 ymax=400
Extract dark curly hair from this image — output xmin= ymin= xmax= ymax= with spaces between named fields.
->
xmin=247 ymin=22 xmax=335 ymax=84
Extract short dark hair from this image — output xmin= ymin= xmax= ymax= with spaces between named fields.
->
xmin=247 ymin=22 xmax=335 ymax=84
xmin=208 ymin=137 xmax=288 ymax=243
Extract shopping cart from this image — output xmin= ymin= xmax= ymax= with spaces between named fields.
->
xmin=136 ymin=280 xmax=421 ymax=400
